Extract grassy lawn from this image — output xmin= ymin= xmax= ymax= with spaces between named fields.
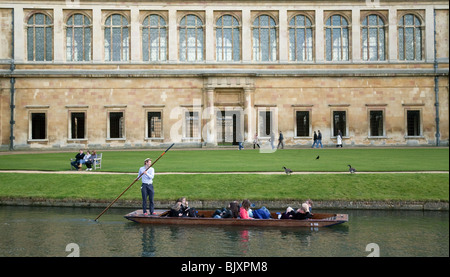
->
xmin=0 ymin=172 xmax=448 ymax=202
xmin=0 ymin=148 xmax=448 ymax=172
xmin=0 ymin=148 xmax=448 ymax=203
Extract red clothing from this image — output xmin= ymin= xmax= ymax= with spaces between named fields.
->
xmin=240 ymin=207 xmax=251 ymax=219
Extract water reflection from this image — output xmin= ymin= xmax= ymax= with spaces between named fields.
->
xmin=0 ymin=206 xmax=447 ymax=257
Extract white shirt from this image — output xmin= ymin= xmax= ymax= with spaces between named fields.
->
xmin=138 ymin=166 xmax=154 ymax=184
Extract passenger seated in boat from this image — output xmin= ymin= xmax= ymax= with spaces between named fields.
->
xmin=171 ymin=197 xmax=198 ymax=217
xmin=239 ymin=199 xmax=254 ymax=219
xmin=169 ymin=201 xmax=183 ymax=217
xmin=305 ymin=199 xmax=313 ymax=213
xmin=292 ymin=203 xmax=313 ymax=220
xmin=212 ymin=201 xmax=240 ymax=218
xmin=280 ymin=207 xmax=295 ymax=219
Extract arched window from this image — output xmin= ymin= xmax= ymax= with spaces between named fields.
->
xmin=179 ymin=14 xmax=204 ymax=62
xmin=66 ymin=13 xmax=92 ymax=61
xmin=142 ymin=14 xmax=167 ymax=62
xmin=325 ymin=15 xmax=349 ymax=61
xmin=362 ymin=14 xmax=386 ymax=61
xmin=104 ymin=14 xmax=129 ymax=61
xmin=27 ymin=13 xmax=53 ymax=61
xmin=216 ymin=15 xmax=240 ymax=62
xmin=398 ymin=14 xmax=423 ymax=61
xmin=289 ymin=14 xmax=313 ymax=61
xmin=252 ymin=15 xmax=277 ymax=61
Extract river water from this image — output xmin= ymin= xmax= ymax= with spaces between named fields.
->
xmin=0 ymin=206 xmax=448 ymax=257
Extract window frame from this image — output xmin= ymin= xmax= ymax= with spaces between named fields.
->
xmin=398 ymin=12 xmax=424 ymax=61
xmin=361 ymin=13 xmax=388 ymax=61
xmin=26 ymin=107 xmax=49 ymax=142
xmin=104 ymin=13 xmax=130 ymax=62
xmin=215 ymin=14 xmax=241 ymax=62
xmin=368 ymin=109 xmax=386 ymax=138
xmin=331 ymin=109 xmax=348 ymax=138
xmin=26 ymin=11 xmax=54 ymax=62
xmin=142 ymin=13 xmax=168 ymax=62
xmin=68 ymin=110 xmax=88 ymax=141
xmin=405 ymin=109 xmax=423 ymax=138
xmin=145 ymin=109 xmax=164 ymax=140
xmin=182 ymin=109 xmax=202 ymax=140
xmin=288 ymin=14 xmax=315 ymax=62
xmin=179 ymin=14 xmax=205 ymax=62
xmin=106 ymin=109 xmax=126 ymax=140
xmin=252 ymin=14 xmax=278 ymax=62
xmin=325 ymin=14 xmax=350 ymax=62
xmin=65 ymin=12 xmax=92 ymax=62
xmin=257 ymin=106 xmax=278 ymax=139
xmin=294 ymin=109 xmax=312 ymax=138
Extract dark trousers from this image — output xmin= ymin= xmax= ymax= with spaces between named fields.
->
xmin=141 ymin=183 xmax=154 ymax=214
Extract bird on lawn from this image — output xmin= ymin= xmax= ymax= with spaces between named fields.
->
xmin=316 ymin=155 xmax=320 ymax=160
xmin=282 ymin=167 xmax=293 ymax=175
xmin=348 ymin=165 xmax=356 ymax=174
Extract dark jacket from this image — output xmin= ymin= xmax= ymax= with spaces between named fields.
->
xmin=293 ymin=212 xmax=313 ymax=220
xmin=75 ymin=153 xmax=85 ymax=162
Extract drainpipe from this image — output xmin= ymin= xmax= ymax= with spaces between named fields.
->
xmin=9 ymin=9 xmax=15 ymax=151
xmin=433 ymin=9 xmax=440 ymax=146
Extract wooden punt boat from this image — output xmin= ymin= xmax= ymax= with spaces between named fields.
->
xmin=124 ymin=209 xmax=348 ymax=228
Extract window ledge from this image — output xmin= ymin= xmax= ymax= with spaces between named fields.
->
xmin=27 ymin=139 xmax=48 ymax=143
xmin=145 ymin=137 xmax=164 ymax=141
xmin=405 ymin=136 xmax=424 ymax=139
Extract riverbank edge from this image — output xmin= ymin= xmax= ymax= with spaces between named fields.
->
xmin=0 ymin=197 xmax=448 ymax=211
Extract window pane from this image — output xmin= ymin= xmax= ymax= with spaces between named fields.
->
xmin=370 ymin=111 xmax=383 ymax=136
xmin=407 ymin=110 xmax=420 ymax=136
xmin=333 ymin=111 xmax=346 ymax=136
xmin=35 ymin=27 xmax=45 ymax=61
xmin=27 ymin=27 xmax=34 ymax=61
xmin=84 ymin=27 xmax=91 ymax=61
xmin=296 ymin=111 xmax=310 ymax=137
xmin=143 ymin=15 xmax=167 ymax=62
xmin=105 ymin=27 xmax=111 ymax=60
xmin=31 ymin=113 xmax=46 ymax=140
xmin=105 ymin=15 xmax=129 ymax=61
xmin=253 ymin=15 xmax=277 ymax=61
xmin=110 ymin=112 xmax=124 ymax=138
xmin=259 ymin=111 xmax=272 ymax=137
xmin=326 ymin=15 xmax=349 ymax=61
xmin=179 ymin=15 xmax=203 ymax=62
xmin=66 ymin=14 xmax=92 ymax=61
xmin=399 ymin=14 xmax=422 ymax=61
xmin=185 ymin=111 xmax=199 ymax=138
xmin=148 ymin=112 xmax=162 ymax=138
xmin=71 ymin=112 xmax=85 ymax=139
xmin=216 ymin=15 xmax=240 ymax=62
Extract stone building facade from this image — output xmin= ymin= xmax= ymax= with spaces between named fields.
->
xmin=0 ymin=0 xmax=448 ymax=150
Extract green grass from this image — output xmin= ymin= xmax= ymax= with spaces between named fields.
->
xmin=0 ymin=148 xmax=448 ymax=203
xmin=0 ymin=172 xmax=448 ymax=202
xmin=0 ymin=148 xmax=448 ymax=172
